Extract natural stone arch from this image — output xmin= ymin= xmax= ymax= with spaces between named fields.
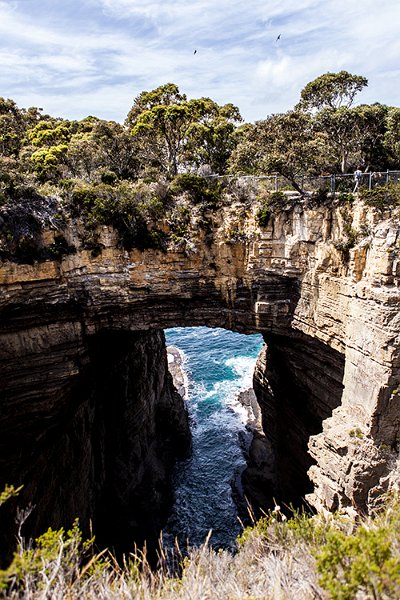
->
xmin=1 ymin=198 xmax=400 ymax=553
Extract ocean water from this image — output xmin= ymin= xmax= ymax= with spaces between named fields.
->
xmin=163 ymin=326 xmax=264 ymax=550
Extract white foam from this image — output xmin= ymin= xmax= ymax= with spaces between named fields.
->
xmin=224 ymin=355 xmax=258 ymax=423
xmin=225 ymin=356 xmax=257 ymax=386
xmin=169 ymin=341 xmax=259 ymax=429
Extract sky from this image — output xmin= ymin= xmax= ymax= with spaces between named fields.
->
xmin=1 ymin=0 xmax=399 ymax=124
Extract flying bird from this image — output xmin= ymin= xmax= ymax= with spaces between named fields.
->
xmin=276 ymin=34 xmax=281 ymax=41
xmin=194 ymin=49 xmax=197 ymax=54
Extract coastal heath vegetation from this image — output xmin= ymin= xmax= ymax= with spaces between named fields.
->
xmin=2 ymin=71 xmax=400 ymax=262
xmin=1 ymin=485 xmax=400 ymax=599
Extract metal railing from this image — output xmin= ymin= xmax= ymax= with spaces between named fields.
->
xmin=206 ymin=170 xmax=400 ymax=195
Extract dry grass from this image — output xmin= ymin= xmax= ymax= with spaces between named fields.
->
xmin=1 ymin=494 xmax=400 ymax=599
xmin=0 ymin=508 xmax=323 ymax=600
xmin=2 ymin=534 xmax=321 ymax=600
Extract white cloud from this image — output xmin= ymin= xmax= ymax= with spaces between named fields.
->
xmin=0 ymin=0 xmax=400 ymax=122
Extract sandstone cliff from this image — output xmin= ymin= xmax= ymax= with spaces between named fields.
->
xmin=0 ymin=327 xmax=191 ymax=560
xmin=1 ymin=191 xmax=400 ymax=545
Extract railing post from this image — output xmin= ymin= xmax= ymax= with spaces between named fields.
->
xmin=386 ymin=169 xmax=389 ymax=184
xmin=331 ymin=174 xmax=336 ymax=195
xmin=275 ymin=175 xmax=278 ymax=192
xmin=369 ymin=172 xmax=372 ymax=190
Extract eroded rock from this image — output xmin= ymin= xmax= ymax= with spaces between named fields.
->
xmin=1 ymin=195 xmax=400 ymax=542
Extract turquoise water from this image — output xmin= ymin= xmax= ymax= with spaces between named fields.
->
xmin=163 ymin=326 xmax=264 ymax=549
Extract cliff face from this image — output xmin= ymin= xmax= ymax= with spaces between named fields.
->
xmin=0 ymin=327 xmax=191 ymax=558
xmin=251 ymin=333 xmax=345 ymax=509
xmin=1 ymin=194 xmax=400 ymax=538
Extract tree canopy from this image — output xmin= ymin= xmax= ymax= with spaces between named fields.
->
xmin=229 ymin=111 xmax=323 ymax=191
xmin=0 ymin=71 xmax=399 ymax=198
xmin=126 ymin=83 xmax=242 ymax=177
xmin=297 ymin=71 xmax=368 ymax=112
xmin=2 ymin=73 xmax=400 ymax=262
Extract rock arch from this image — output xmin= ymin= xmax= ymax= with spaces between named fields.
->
xmin=1 ymin=198 xmax=399 ymax=552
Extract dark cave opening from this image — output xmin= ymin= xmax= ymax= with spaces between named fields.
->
xmin=0 ymin=324 xmax=345 ymax=563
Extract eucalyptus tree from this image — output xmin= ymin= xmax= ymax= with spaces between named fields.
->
xmin=90 ymin=120 xmax=140 ymax=180
xmin=126 ymin=83 xmax=241 ymax=177
xmin=296 ymin=71 xmax=368 ymax=113
xmin=24 ymin=118 xmax=78 ymax=180
xmin=229 ymin=110 xmax=322 ymax=192
xmin=384 ymin=107 xmax=400 ymax=167
xmin=296 ymin=71 xmax=370 ymax=173
xmin=354 ymin=103 xmax=391 ymax=170
xmin=0 ymin=98 xmax=44 ymax=158
xmin=312 ymin=103 xmax=390 ymax=173
xmin=126 ymin=83 xmax=187 ymax=177
xmin=184 ymin=100 xmax=242 ymax=174
xmin=126 ymin=83 xmax=186 ymax=129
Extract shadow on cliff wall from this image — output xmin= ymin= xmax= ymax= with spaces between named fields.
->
xmin=0 ymin=329 xmax=191 ymax=565
xmin=250 ymin=331 xmax=345 ymax=513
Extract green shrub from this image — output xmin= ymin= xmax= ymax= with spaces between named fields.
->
xmin=58 ymin=178 xmax=75 ymax=190
xmin=100 ymin=170 xmax=118 ymax=185
xmin=0 ymin=484 xmax=23 ymax=507
xmin=360 ymin=183 xmax=400 ymax=210
xmin=337 ymin=192 xmax=354 ymax=204
xmin=315 ymin=521 xmax=400 ymax=599
xmin=256 ymin=204 xmax=271 ymax=227
xmin=168 ymin=204 xmax=191 ymax=245
xmin=137 ymin=194 xmax=165 ymax=222
xmin=0 ymin=520 xmax=96 ymax=595
xmin=255 ymin=190 xmax=287 ymax=227
xmin=66 ymin=181 xmax=167 ymax=251
xmin=0 ymin=483 xmax=400 ymax=599
xmin=237 ymin=497 xmax=400 ymax=600
xmin=170 ymin=173 xmax=222 ymax=205
xmin=349 ymin=427 xmax=363 ymax=439
xmin=334 ymin=209 xmax=359 ymax=262
xmin=70 ymin=185 xmax=98 ymax=214
xmin=268 ymin=190 xmax=285 ymax=205
xmin=226 ymin=226 xmax=247 ymax=243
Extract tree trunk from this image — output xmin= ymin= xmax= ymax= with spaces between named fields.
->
xmin=340 ymin=147 xmax=348 ymax=173
xmin=287 ymin=176 xmax=304 ymax=194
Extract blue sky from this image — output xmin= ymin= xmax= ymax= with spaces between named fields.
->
xmin=1 ymin=0 xmax=399 ymax=123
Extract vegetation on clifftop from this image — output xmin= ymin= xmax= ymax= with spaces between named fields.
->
xmin=1 ymin=71 xmax=400 ymax=261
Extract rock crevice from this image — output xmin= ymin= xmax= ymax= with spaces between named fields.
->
xmin=0 ymin=328 xmax=191 ymax=559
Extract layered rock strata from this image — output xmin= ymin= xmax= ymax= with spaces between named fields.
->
xmin=0 ymin=328 xmax=191 ymax=560
xmin=1 ymin=194 xmax=400 ymax=538
xmin=252 ymin=334 xmax=345 ymax=507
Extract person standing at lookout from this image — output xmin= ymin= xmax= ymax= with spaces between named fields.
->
xmin=353 ymin=167 xmax=363 ymax=192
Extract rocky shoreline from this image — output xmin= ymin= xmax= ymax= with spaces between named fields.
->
xmin=167 ymin=345 xmax=189 ymax=400
xmin=235 ymin=387 xmax=276 ymax=514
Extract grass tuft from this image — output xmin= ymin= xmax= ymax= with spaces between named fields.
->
xmin=1 ymin=493 xmax=400 ymax=598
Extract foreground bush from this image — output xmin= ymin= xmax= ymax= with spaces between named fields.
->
xmin=1 ymin=489 xmax=400 ymax=599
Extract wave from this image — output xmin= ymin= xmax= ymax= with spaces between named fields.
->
xmin=163 ymin=326 xmax=263 ymax=550
xmin=185 ymin=354 xmax=259 ymax=428
xmin=225 ymin=355 xmax=257 ymax=385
